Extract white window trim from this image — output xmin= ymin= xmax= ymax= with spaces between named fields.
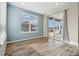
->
xmin=21 ymin=13 xmax=38 ymax=34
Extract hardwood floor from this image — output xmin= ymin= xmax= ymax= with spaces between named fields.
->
xmin=5 ymin=37 xmax=79 ymax=56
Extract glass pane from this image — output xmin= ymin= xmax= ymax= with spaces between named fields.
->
xmin=21 ymin=14 xmax=38 ymax=32
xmin=21 ymin=21 xmax=29 ymax=32
xmin=30 ymin=16 xmax=38 ymax=32
xmin=31 ymin=24 xmax=37 ymax=31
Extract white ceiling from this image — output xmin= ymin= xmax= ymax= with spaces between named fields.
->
xmin=50 ymin=12 xmax=64 ymax=20
xmin=8 ymin=2 xmax=77 ymax=15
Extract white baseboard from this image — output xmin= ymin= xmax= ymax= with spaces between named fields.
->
xmin=7 ymin=36 xmax=78 ymax=47
xmin=68 ymin=41 xmax=78 ymax=47
xmin=61 ymin=40 xmax=78 ymax=47
xmin=7 ymin=36 xmax=43 ymax=44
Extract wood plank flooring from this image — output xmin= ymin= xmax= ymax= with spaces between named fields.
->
xmin=5 ymin=37 xmax=79 ymax=56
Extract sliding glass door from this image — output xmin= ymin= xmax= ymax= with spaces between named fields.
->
xmin=48 ymin=18 xmax=63 ymax=41
xmin=48 ymin=12 xmax=64 ymax=42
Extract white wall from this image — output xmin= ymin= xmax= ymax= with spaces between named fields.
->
xmin=0 ymin=3 xmax=1 ymax=32
xmin=0 ymin=2 xmax=7 ymax=56
xmin=0 ymin=2 xmax=7 ymax=31
xmin=67 ymin=3 xmax=78 ymax=46
xmin=43 ymin=15 xmax=49 ymax=37
xmin=78 ymin=2 xmax=79 ymax=44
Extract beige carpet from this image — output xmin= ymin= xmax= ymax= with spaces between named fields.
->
xmin=5 ymin=37 xmax=79 ymax=56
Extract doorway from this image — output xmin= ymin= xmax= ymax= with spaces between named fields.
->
xmin=48 ymin=12 xmax=64 ymax=45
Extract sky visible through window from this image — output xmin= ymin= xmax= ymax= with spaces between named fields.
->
xmin=48 ymin=19 xmax=59 ymax=28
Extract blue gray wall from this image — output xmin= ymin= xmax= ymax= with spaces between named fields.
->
xmin=7 ymin=4 xmax=43 ymax=42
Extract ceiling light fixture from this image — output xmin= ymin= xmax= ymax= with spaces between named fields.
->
xmin=56 ymin=3 xmax=58 ymax=6
xmin=22 ymin=3 xmax=25 ymax=5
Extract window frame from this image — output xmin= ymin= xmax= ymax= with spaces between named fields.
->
xmin=21 ymin=13 xmax=38 ymax=33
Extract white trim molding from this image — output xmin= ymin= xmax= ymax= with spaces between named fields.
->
xmin=7 ymin=36 xmax=43 ymax=44
xmin=63 ymin=40 xmax=78 ymax=47
xmin=43 ymin=15 xmax=49 ymax=37
xmin=68 ymin=41 xmax=78 ymax=47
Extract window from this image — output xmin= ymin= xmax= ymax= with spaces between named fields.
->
xmin=21 ymin=14 xmax=38 ymax=33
